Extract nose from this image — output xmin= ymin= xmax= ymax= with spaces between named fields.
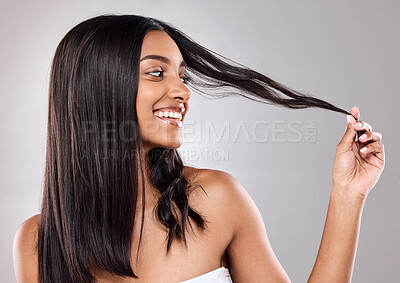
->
xmin=167 ymin=77 xmax=191 ymax=102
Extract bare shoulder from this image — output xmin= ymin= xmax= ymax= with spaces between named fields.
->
xmin=184 ymin=166 xmax=244 ymax=200
xmin=184 ymin=166 xmax=250 ymax=231
xmin=13 ymin=214 xmax=40 ymax=283
xmin=185 ymin=166 xmax=291 ymax=282
xmin=14 ymin=214 xmax=40 ymax=252
xmin=184 ymin=165 xmax=241 ymax=187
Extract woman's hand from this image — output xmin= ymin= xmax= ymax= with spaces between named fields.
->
xmin=332 ymin=106 xmax=385 ymax=199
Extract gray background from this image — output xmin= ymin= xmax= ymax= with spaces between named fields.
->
xmin=1 ymin=0 xmax=399 ymax=282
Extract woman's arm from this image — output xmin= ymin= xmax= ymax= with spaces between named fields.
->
xmin=309 ymin=106 xmax=384 ymax=282
xmin=224 ymin=106 xmax=384 ymax=282
xmin=308 ymin=188 xmax=365 ymax=282
xmin=218 ymin=171 xmax=292 ymax=283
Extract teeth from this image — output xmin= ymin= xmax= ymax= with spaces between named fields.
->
xmin=154 ymin=110 xmax=183 ymax=121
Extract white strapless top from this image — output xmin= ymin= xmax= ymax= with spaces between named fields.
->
xmin=180 ymin=267 xmax=232 ymax=282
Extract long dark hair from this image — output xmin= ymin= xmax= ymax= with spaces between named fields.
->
xmin=38 ymin=13 xmax=353 ymax=283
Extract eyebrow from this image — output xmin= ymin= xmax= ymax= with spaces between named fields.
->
xmin=140 ymin=54 xmax=187 ymax=68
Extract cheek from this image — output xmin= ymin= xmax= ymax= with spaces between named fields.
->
xmin=136 ymin=84 xmax=157 ymax=119
xmin=136 ymin=95 xmax=149 ymax=120
xmin=136 ymin=83 xmax=164 ymax=137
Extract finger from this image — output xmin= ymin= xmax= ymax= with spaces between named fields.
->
xmin=339 ymin=106 xmax=360 ymax=147
xmin=350 ymin=106 xmax=360 ymax=121
xmin=359 ymin=142 xmax=384 ymax=159
xmin=354 ymin=121 xmax=373 ymax=132
xmin=359 ymin=131 xmax=382 ymax=143
xmin=349 ymin=106 xmax=364 ymax=143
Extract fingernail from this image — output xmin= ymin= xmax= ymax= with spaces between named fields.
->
xmin=347 ymin=115 xmax=352 ymax=123
xmin=360 ymin=133 xmax=367 ymax=140
xmin=360 ymin=146 xmax=367 ymax=153
xmin=355 ymin=122 xmax=363 ymax=128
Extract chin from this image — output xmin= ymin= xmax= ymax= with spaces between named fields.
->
xmin=143 ymin=139 xmax=183 ymax=151
xmin=159 ymin=140 xmax=183 ymax=149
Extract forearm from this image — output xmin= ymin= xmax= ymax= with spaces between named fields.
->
xmin=308 ymin=187 xmax=366 ymax=283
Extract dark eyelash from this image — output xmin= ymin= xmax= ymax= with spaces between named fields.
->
xmin=148 ymin=70 xmax=164 ymax=78
xmin=181 ymin=75 xmax=191 ymax=84
xmin=147 ymin=70 xmax=190 ymax=84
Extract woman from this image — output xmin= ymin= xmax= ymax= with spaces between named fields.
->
xmin=13 ymin=14 xmax=385 ymax=282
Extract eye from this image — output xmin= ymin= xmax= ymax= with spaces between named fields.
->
xmin=181 ymin=75 xmax=191 ymax=84
xmin=147 ymin=70 xmax=164 ymax=78
xmin=146 ymin=69 xmax=190 ymax=84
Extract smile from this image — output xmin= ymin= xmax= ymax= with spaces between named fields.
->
xmin=154 ymin=110 xmax=183 ymax=127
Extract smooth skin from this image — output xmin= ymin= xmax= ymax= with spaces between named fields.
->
xmin=136 ymin=30 xmax=190 ymax=151
xmin=13 ymin=30 xmax=385 ymax=282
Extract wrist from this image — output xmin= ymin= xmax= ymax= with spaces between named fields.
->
xmin=331 ymin=185 xmax=367 ymax=206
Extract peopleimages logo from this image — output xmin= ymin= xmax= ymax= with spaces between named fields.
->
xmin=78 ymin=118 xmax=318 ymax=161
xmin=81 ymin=119 xmax=318 ymax=144
xmin=182 ymin=119 xmax=317 ymax=144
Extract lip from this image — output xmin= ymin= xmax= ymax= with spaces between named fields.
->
xmin=155 ymin=115 xmax=183 ymax=127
